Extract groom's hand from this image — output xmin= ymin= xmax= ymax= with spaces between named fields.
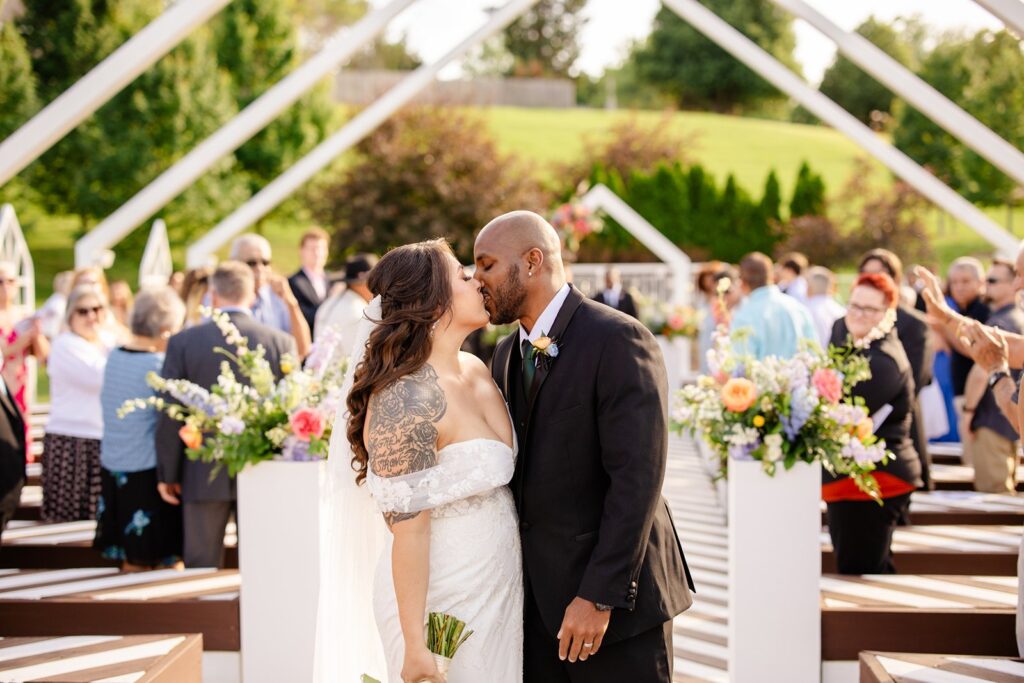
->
xmin=557 ymin=597 xmax=610 ymax=663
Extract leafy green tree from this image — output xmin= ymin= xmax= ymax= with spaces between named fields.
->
xmin=789 ymin=161 xmax=826 ymax=217
xmin=0 ymin=21 xmax=38 ymax=140
xmin=819 ymin=17 xmax=912 ymax=125
xmin=634 ymin=1 xmax=796 ymax=113
xmin=293 ymin=0 xmax=368 ymax=51
xmin=759 ymin=169 xmax=782 ymax=222
xmin=348 ymin=35 xmax=422 ymax=70
xmin=503 ymin=0 xmax=588 ymax=78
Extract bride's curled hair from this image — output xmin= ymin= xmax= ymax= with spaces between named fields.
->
xmin=347 ymin=239 xmax=456 ymax=484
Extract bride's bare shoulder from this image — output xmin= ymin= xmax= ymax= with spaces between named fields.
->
xmin=366 ymin=364 xmax=447 ymax=477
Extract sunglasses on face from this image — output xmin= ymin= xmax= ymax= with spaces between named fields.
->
xmin=245 ymin=258 xmax=271 ymax=268
xmin=74 ymin=305 xmax=104 ymax=317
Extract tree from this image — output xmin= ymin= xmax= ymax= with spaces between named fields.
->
xmin=213 ymin=0 xmax=335 ymax=196
xmin=759 ymin=169 xmax=782 ymax=223
xmin=347 ymin=35 xmax=422 ymax=70
xmin=633 ymin=1 xmax=796 ymax=113
xmin=313 ymin=107 xmax=547 ymax=263
xmin=0 ymin=20 xmax=38 ymax=140
xmin=819 ymin=17 xmax=912 ymax=126
xmin=894 ymin=29 xmax=1024 ymax=205
xmin=789 ymin=161 xmax=826 ymax=217
xmin=503 ymin=0 xmax=588 ymax=78
xmin=293 ymin=0 xmax=368 ymax=51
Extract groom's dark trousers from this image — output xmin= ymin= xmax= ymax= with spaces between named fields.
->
xmin=493 ymin=286 xmax=695 ymax=683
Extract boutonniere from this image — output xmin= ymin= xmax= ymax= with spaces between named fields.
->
xmin=531 ymin=334 xmax=561 ymax=370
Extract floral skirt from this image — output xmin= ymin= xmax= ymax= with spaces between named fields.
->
xmin=41 ymin=433 xmax=102 ymax=522
xmin=93 ymin=467 xmax=183 ymax=567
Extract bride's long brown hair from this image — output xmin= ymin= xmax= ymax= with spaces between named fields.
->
xmin=347 ymin=239 xmax=455 ymax=484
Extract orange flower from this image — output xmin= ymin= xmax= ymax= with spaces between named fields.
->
xmin=179 ymin=424 xmax=203 ymax=450
xmin=855 ymin=418 xmax=874 ymax=441
xmin=721 ymin=378 xmax=757 ymax=413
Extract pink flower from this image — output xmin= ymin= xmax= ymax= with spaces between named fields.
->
xmin=667 ymin=314 xmax=685 ymax=330
xmin=812 ymin=368 xmax=842 ymax=405
xmin=289 ymin=408 xmax=325 ymax=442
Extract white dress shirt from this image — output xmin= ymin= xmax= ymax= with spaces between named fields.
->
xmin=603 ymin=285 xmax=622 ymax=309
xmin=519 ymin=284 xmax=571 ymax=355
xmin=302 ymin=267 xmax=328 ymax=300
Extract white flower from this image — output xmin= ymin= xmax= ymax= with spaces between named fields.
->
xmin=547 ymin=342 xmax=560 ymax=358
xmin=716 ymin=277 xmax=732 ymax=294
xmin=763 ymin=433 xmax=783 ymax=462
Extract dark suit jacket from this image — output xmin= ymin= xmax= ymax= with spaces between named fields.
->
xmin=288 ymin=270 xmax=325 ymax=336
xmin=592 ymin=289 xmax=638 ymax=319
xmin=156 ymin=312 xmax=296 ymax=503
xmin=492 ymin=286 xmax=694 ymax=644
xmin=0 ymin=381 xmax=26 ymax=500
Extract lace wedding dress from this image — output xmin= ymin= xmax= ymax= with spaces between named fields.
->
xmin=367 ymin=437 xmax=524 ymax=682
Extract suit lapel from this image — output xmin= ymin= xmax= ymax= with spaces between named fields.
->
xmin=296 ymin=271 xmax=322 ymax=304
xmin=526 ymin=286 xmax=585 ymax=413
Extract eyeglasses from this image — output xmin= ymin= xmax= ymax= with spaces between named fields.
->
xmin=987 ymin=276 xmax=1011 ymax=285
xmin=848 ymin=303 xmax=886 ymax=316
xmin=74 ymin=305 xmax=104 ymax=317
xmin=245 ymin=258 xmax=271 ymax=268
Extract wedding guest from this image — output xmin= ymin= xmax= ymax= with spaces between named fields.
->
xmin=805 ymin=266 xmax=845 ymax=348
xmin=823 ymin=273 xmax=922 ymax=574
xmin=71 ymin=267 xmax=129 ymax=344
xmin=947 ymin=257 xmax=990 ymax=398
xmin=181 ymin=266 xmax=213 ymax=328
xmin=38 ymin=271 xmax=73 ymax=339
xmin=696 ymin=262 xmax=726 ymax=372
xmin=314 ymin=253 xmax=378 ymax=354
xmin=0 ymin=262 xmax=49 ymax=449
xmin=0 ymin=361 xmax=26 ymax=542
xmin=230 ymin=234 xmax=311 ymax=358
xmin=776 ymin=252 xmax=809 ymax=304
xmin=288 ymin=227 xmax=331 ymax=337
xmin=109 ymin=280 xmax=134 ymax=329
xmin=592 ymin=267 xmax=638 ymax=319
xmin=94 ymin=287 xmax=186 ymax=570
xmin=842 ymin=249 xmax=935 ymax=489
xmin=156 ymin=262 xmax=296 ymax=568
xmin=959 ymin=258 xmax=1023 ymax=493
xmin=42 ymin=285 xmax=113 ymax=522
xmin=730 ymin=252 xmax=816 ymax=360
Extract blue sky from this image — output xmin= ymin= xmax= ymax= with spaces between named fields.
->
xmin=377 ymin=0 xmax=1005 ymax=84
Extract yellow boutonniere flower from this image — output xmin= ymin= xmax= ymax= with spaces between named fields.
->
xmin=533 ymin=336 xmax=553 ymax=352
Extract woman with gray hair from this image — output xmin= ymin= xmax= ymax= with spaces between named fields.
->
xmin=94 ymin=286 xmax=186 ymax=570
xmin=42 ymin=285 xmax=114 ymax=521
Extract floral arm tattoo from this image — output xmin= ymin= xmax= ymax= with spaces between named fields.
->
xmin=367 ymin=365 xmax=447 ymax=528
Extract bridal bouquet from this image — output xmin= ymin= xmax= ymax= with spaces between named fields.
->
xmin=119 ymin=309 xmax=348 ymax=476
xmin=672 ymin=330 xmax=891 ymax=501
xmin=362 ymin=612 xmax=473 ymax=682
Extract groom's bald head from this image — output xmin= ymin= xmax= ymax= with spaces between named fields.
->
xmin=476 ymin=211 xmax=563 ymax=266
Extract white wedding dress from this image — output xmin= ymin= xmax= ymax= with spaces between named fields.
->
xmin=367 ymin=437 xmax=524 ymax=682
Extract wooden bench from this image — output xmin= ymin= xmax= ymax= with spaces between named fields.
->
xmin=0 ymin=568 xmax=240 ymax=651
xmin=0 ymin=634 xmax=202 ymax=682
xmin=14 ymin=485 xmax=40 ymax=521
xmin=859 ymin=651 xmax=1024 ymax=682
xmin=821 ymin=525 xmax=1021 ymax=576
xmin=931 ymin=463 xmax=1024 ymax=492
xmin=821 ymin=574 xmax=1018 ymax=661
xmin=1 ymin=521 xmax=239 ymax=569
xmin=821 ymin=491 xmax=1024 ymax=526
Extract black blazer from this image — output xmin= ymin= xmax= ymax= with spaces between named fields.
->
xmin=0 ymin=381 xmax=26 ymax=500
xmin=824 ymin=330 xmax=923 ymax=490
xmin=288 ymin=270 xmax=325 ymax=335
xmin=492 ymin=286 xmax=694 ymax=644
xmin=592 ymin=289 xmax=638 ymax=319
xmin=156 ymin=312 xmax=296 ymax=502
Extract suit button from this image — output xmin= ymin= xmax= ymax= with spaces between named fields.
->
xmin=520 ymin=522 xmax=531 ymax=531
xmin=519 ymin=420 xmax=526 ymax=429
xmin=630 ymin=581 xmax=637 ymax=588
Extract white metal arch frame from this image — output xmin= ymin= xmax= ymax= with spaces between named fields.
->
xmin=139 ymin=219 xmax=173 ymax=289
xmin=0 ymin=205 xmax=35 ymax=311
xmin=973 ymin=0 xmax=1024 ymax=37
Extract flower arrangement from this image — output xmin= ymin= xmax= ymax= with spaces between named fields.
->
xmin=644 ymin=303 xmax=701 ymax=340
xmin=550 ymin=199 xmax=603 ymax=254
xmin=119 ymin=309 xmax=348 ymax=476
xmin=672 ymin=330 xmax=891 ymax=501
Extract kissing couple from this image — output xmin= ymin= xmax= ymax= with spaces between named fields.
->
xmin=313 ymin=211 xmax=694 ymax=683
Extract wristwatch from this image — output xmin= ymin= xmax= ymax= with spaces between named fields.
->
xmin=989 ymin=369 xmax=1012 ymax=390
xmin=594 ymin=603 xmax=613 ymax=612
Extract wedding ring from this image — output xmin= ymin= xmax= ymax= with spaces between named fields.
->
xmin=583 ymin=642 xmax=594 ymax=648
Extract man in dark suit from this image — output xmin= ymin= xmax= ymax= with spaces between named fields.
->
xmin=832 ymin=249 xmax=935 ymax=489
xmin=0 ymin=368 xmax=26 ymax=542
xmin=475 ymin=211 xmax=694 ymax=683
xmin=287 ymin=227 xmax=331 ymax=337
xmin=592 ymin=267 xmax=638 ymax=319
xmin=156 ymin=261 xmax=296 ymax=568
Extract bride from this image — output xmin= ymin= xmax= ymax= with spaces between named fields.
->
xmin=313 ymin=239 xmax=522 ymax=683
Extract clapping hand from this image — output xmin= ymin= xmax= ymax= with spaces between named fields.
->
xmin=913 ymin=266 xmax=955 ymax=326
xmin=964 ymin=323 xmax=1010 ymax=374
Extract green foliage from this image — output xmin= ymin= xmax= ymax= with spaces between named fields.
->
xmin=894 ymin=29 xmax=1024 ymax=205
xmin=292 ymin=0 xmax=368 ymax=51
xmin=633 ymin=1 xmax=796 ymax=113
xmin=819 ymin=17 xmax=913 ymax=126
xmin=0 ymin=21 xmax=39 ymax=140
xmin=503 ymin=0 xmax=587 ymax=78
xmin=311 ymin=107 xmax=547 ymax=263
xmin=759 ymin=169 xmax=782 ymax=223
xmin=789 ymin=161 xmax=826 ymax=218
xmin=347 ymin=36 xmax=422 ymax=70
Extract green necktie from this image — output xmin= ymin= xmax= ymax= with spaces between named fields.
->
xmin=521 ymin=339 xmax=538 ymax=393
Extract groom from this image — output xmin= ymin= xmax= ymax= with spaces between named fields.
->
xmin=474 ymin=211 xmax=694 ymax=682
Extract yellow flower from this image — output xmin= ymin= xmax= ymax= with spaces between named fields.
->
xmin=280 ymin=359 xmax=294 ymax=375
xmin=752 ymin=415 xmax=765 ymax=428
xmin=533 ymin=336 xmax=552 ymax=352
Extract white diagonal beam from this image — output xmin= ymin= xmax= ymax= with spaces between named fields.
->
xmin=773 ymin=0 xmax=1024 ymax=187
xmin=973 ymin=0 xmax=1024 ymax=36
xmin=0 ymin=0 xmax=233 ymax=187
xmin=185 ymin=0 xmax=543 ymax=269
xmin=663 ymin=0 xmax=1018 ymax=257
xmin=74 ymin=0 xmax=415 ymax=269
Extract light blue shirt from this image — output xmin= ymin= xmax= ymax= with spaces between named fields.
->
xmin=100 ymin=348 xmax=164 ymax=472
xmin=729 ymin=285 xmax=817 ymax=360
xmin=251 ymin=285 xmax=291 ymax=333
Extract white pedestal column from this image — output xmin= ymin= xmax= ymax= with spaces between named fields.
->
xmin=237 ymin=460 xmax=327 ymax=683
xmin=657 ymin=335 xmax=692 ymax=391
xmin=728 ymin=458 xmax=821 ymax=682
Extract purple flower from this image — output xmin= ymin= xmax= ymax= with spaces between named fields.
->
xmin=729 ymin=443 xmax=756 ymax=461
xmin=280 ymin=436 xmax=314 ymax=461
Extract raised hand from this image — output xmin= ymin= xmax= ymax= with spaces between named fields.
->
xmin=912 ymin=266 xmax=954 ymax=326
xmin=557 ymin=597 xmax=610 ymax=663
